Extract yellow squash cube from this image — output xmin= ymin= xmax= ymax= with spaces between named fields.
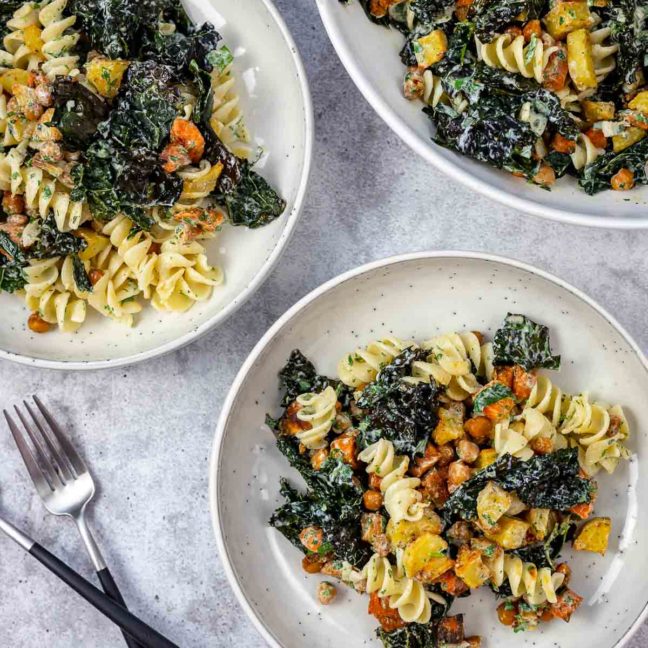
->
xmin=86 ymin=57 xmax=130 ymax=98
xmin=567 ymin=29 xmax=597 ymax=91
xmin=475 ymin=448 xmax=497 ymax=470
xmin=402 ymin=533 xmax=451 ymax=579
xmin=433 ymin=404 xmax=464 ymax=446
xmin=454 ymin=545 xmax=490 ymax=589
xmin=613 ymin=127 xmax=646 ymax=153
xmin=414 ymin=30 xmax=448 ymax=68
xmin=484 ymin=516 xmax=530 ymax=550
xmin=574 ymin=517 xmax=612 ymax=555
xmin=582 ymin=100 xmax=615 ymax=122
xmin=386 ymin=512 xmax=443 ymax=548
xmin=77 ymin=229 xmax=111 ymax=262
xmin=629 ymin=91 xmax=648 ymax=114
xmin=544 ymin=2 xmax=593 ymax=40
xmin=23 ymin=24 xmax=44 ymax=55
xmin=477 ymin=482 xmax=512 ymax=529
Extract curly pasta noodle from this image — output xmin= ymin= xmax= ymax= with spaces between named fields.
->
xmin=560 ymin=394 xmax=630 ymax=475
xmin=39 ymin=0 xmax=80 ymax=79
xmin=151 ymin=238 xmax=223 ymax=312
xmin=494 ymin=408 xmax=567 ymax=460
xmin=362 ymin=554 xmax=432 ymax=624
xmin=478 ymin=33 xmax=560 ymax=84
xmin=338 ymin=337 xmax=413 ymax=388
xmin=1 ymin=3 xmax=41 ymax=72
xmin=294 ymin=385 xmax=337 ymax=450
xmin=499 ymin=555 xmax=565 ymax=605
xmin=416 ymin=332 xmax=493 ymax=400
xmin=23 ymin=257 xmax=86 ymax=331
xmin=570 ymin=133 xmax=605 ymax=171
xmin=525 ymin=374 xmax=563 ymax=427
xmin=358 ymin=439 xmax=426 ymax=523
xmin=210 ymin=58 xmax=253 ymax=159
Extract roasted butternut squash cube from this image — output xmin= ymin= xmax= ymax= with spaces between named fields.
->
xmin=574 ymin=517 xmax=611 ymax=555
xmin=567 ymin=29 xmax=597 ymax=91
xmin=484 ymin=516 xmax=530 ymax=550
xmin=629 ymin=91 xmax=648 ymax=114
xmin=433 ymin=404 xmax=464 ymax=446
xmin=0 ymin=69 xmax=32 ymax=94
xmin=402 ymin=533 xmax=451 ymax=579
xmin=454 ymin=545 xmax=490 ymax=589
xmin=86 ymin=57 xmax=130 ymax=98
xmin=612 ymin=127 xmax=646 ymax=153
xmin=414 ymin=30 xmax=448 ymax=68
xmin=475 ymin=448 xmax=497 ymax=470
xmin=386 ymin=512 xmax=443 ymax=548
xmin=477 ymin=482 xmax=511 ymax=529
xmin=76 ymin=229 xmax=111 ymax=261
xmin=544 ymin=2 xmax=593 ymax=40
xmin=582 ymin=100 xmax=615 ymax=122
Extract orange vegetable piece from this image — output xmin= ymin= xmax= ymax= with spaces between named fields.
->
xmin=611 ymin=168 xmax=635 ymax=191
xmin=170 ymin=117 xmax=205 ymax=163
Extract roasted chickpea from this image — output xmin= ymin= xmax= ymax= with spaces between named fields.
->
xmin=363 ymin=489 xmax=383 ymax=511
xmin=456 ymin=439 xmax=480 ymax=464
xmin=317 ymin=581 xmax=337 ymax=605
xmin=27 ymin=312 xmax=50 ymax=333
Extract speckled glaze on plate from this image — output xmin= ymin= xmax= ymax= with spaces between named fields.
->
xmin=210 ymin=252 xmax=648 ymax=648
xmin=0 ymin=0 xmax=313 ymax=370
xmin=316 ymin=1 xmax=648 ymax=229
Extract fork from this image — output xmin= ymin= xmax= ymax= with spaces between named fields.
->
xmin=4 ymin=396 xmax=141 ymax=648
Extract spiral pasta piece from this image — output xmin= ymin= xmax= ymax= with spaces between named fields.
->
xmin=39 ymin=0 xmax=80 ymax=79
xmin=501 ymin=555 xmax=565 ymax=605
xmin=358 ymin=439 xmax=426 ymax=523
xmin=570 ymin=133 xmax=605 ymax=171
xmin=210 ymin=56 xmax=253 ymax=159
xmin=525 ymin=374 xmax=563 ymax=427
xmin=362 ymin=554 xmax=432 ymax=624
xmin=590 ymin=27 xmax=618 ymax=83
xmin=294 ymin=385 xmax=337 ymax=450
xmin=1 ymin=3 xmax=41 ymax=72
xmin=478 ymin=33 xmax=559 ymax=84
xmin=338 ymin=337 xmax=413 ymax=388
xmin=494 ymin=408 xmax=567 ymax=460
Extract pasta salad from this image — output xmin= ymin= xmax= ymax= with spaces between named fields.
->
xmin=268 ymin=314 xmax=632 ymax=647
xmin=342 ymin=0 xmax=648 ymax=194
xmin=0 ymin=0 xmax=285 ymax=333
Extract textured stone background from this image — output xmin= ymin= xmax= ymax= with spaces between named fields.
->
xmin=1 ymin=0 xmax=647 ymax=646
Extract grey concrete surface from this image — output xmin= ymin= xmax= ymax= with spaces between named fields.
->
xmin=1 ymin=0 xmax=647 ymax=646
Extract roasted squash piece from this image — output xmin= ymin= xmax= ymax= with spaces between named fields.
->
xmin=629 ymin=91 xmax=648 ymax=114
xmin=414 ymin=30 xmax=448 ymax=68
xmin=454 ymin=545 xmax=490 ymax=589
xmin=477 ymin=482 xmax=511 ymax=529
xmin=573 ymin=517 xmax=611 ymax=555
xmin=544 ymin=2 xmax=592 ymax=40
xmin=86 ymin=57 xmax=130 ymax=98
xmin=567 ymin=29 xmax=597 ymax=91
xmin=433 ymin=403 xmax=465 ymax=445
xmin=484 ymin=516 xmax=530 ymax=550
xmin=612 ymin=127 xmax=646 ymax=153
xmin=402 ymin=533 xmax=452 ymax=579
xmin=386 ymin=512 xmax=443 ymax=548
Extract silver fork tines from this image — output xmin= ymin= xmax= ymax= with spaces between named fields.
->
xmin=3 ymin=397 xmax=102 ymax=570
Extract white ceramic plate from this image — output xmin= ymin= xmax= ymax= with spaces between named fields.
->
xmin=316 ymin=1 xmax=648 ymax=229
xmin=211 ymin=252 xmax=648 ymax=648
xmin=0 ymin=0 xmax=313 ymax=370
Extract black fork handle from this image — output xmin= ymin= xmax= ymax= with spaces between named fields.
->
xmin=30 ymin=543 xmax=178 ymax=648
xmin=98 ymin=567 xmax=144 ymax=648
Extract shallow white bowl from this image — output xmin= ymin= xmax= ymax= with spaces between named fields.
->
xmin=0 ymin=0 xmax=313 ymax=370
xmin=211 ymin=251 xmax=648 ymax=648
xmin=317 ymin=1 xmax=648 ymax=229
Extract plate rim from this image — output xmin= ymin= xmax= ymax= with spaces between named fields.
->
xmin=0 ymin=0 xmax=314 ymax=371
xmin=209 ymin=250 xmax=648 ymax=648
xmin=315 ymin=0 xmax=648 ymax=231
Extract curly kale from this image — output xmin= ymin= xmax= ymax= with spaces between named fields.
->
xmin=493 ymin=313 xmax=561 ymax=370
xmin=270 ymin=444 xmax=369 ymax=566
xmin=441 ymin=449 xmax=593 ymax=523
xmin=30 ymin=215 xmax=87 ymax=259
xmin=607 ymin=1 xmax=648 ymax=91
xmin=275 ymin=349 xmax=338 ymax=407
xmin=472 ymin=0 xmax=546 ymax=40
xmin=357 ymin=348 xmax=441 ymax=458
xmin=409 ymin=0 xmax=455 ymax=23
xmin=0 ymin=232 xmax=26 ymax=293
xmin=214 ymin=163 xmax=287 ymax=229
xmin=72 ymin=254 xmax=93 ymax=293
xmin=579 ymin=137 xmax=648 ymax=195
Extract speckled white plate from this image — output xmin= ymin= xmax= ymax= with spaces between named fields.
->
xmin=0 ymin=0 xmax=313 ymax=370
xmin=211 ymin=251 xmax=648 ymax=648
xmin=316 ymin=1 xmax=648 ymax=229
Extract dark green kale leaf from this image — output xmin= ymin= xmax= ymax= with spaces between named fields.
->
xmin=493 ymin=313 xmax=561 ymax=370
xmin=357 ymin=348 xmax=441 ymax=458
xmin=441 ymin=449 xmax=592 ymax=523
xmin=472 ymin=0 xmax=546 ymax=40
xmin=522 ymin=88 xmax=580 ymax=140
xmin=214 ymin=162 xmax=286 ymax=228
xmin=511 ymin=517 xmax=577 ymax=568
xmin=30 ymin=215 xmax=87 ymax=259
xmin=72 ymin=254 xmax=93 ymax=293
xmin=378 ymin=619 xmax=439 ymax=648
xmin=409 ymin=0 xmax=455 ymax=23
xmin=277 ymin=349 xmax=338 ymax=407
xmin=0 ymin=231 xmax=26 ymax=293
xmin=544 ymin=150 xmax=572 ymax=179
xmin=579 ymin=136 xmax=648 ymax=195
xmin=472 ymin=382 xmax=515 ymax=414
xmin=607 ymin=1 xmax=648 ymax=91
xmin=52 ymin=79 xmax=109 ymax=151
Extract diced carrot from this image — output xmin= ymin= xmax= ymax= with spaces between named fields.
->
xmin=552 ymin=133 xmax=576 ymax=154
xmin=611 ymin=167 xmax=634 ymax=191
xmin=493 ymin=366 xmax=514 ymax=389
xmin=170 ymin=117 xmax=205 ymax=163
xmin=585 ymin=127 xmax=607 ymax=149
xmin=368 ymin=592 xmax=406 ymax=632
xmin=543 ymin=47 xmax=568 ymax=92
xmin=464 ymin=416 xmax=493 ymax=443
xmin=483 ymin=398 xmax=516 ymax=422
xmin=570 ymin=502 xmax=594 ymax=519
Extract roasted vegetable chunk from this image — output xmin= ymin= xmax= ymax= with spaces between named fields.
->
xmin=573 ymin=517 xmax=611 ymax=555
